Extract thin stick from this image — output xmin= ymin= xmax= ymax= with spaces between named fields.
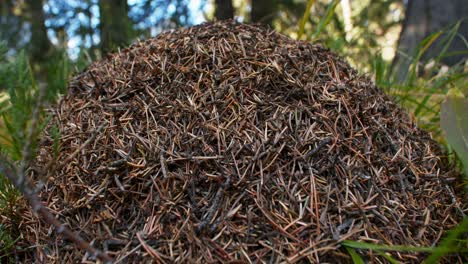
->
xmin=0 ymin=156 xmax=113 ymax=263
xmin=5 ymin=68 xmax=112 ymax=262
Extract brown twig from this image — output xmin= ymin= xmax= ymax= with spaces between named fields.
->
xmin=0 ymin=155 xmax=113 ymax=263
xmin=2 ymin=70 xmax=113 ymax=262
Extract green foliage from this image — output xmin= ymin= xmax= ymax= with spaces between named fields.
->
xmin=0 ymin=224 xmax=17 ymax=262
xmin=45 ymin=48 xmax=71 ymax=102
xmin=0 ymin=42 xmax=72 ymax=255
xmin=370 ymin=53 xmax=393 ymax=89
xmin=366 ymin=21 xmax=468 ymax=179
xmin=0 ymin=43 xmax=34 ymax=252
xmin=284 ymin=0 xmax=404 ymax=72
xmin=75 ymin=48 xmax=95 ymax=73
xmin=393 ymin=24 xmax=467 ymax=152
xmin=343 ymin=240 xmax=435 ymax=253
xmin=425 ymin=217 xmax=468 ymax=263
xmin=441 ymin=89 xmax=468 ymax=178
xmin=297 ymin=0 xmax=316 ymax=39
xmin=0 ymin=159 xmax=19 ymax=226
xmin=50 ymin=125 xmax=61 ymax=159
xmin=344 ymin=246 xmax=365 ymax=264
xmin=0 ymin=47 xmax=36 ymax=160
xmin=295 ymin=2 xmax=467 ymax=176
xmin=311 ymin=0 xmax=339 ymax=40
xmin=342 ymin=217 xmax=468 ymax=263
xmin=0 ymin=43 xmax=70 ymax=159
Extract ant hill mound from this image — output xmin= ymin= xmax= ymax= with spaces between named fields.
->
xmin=16 ymin=21 xmax=464 ymax=263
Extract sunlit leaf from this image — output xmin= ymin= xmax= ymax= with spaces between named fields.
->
xmin=440 ymin=88 xmax=468 ymax=176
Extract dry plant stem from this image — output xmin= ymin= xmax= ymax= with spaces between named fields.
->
xmin=0 ymin=156 xmax=113 ymax=263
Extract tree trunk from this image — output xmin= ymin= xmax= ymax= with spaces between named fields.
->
xmin=392 ymin=0 xmax=468 ymax=82
xmin=0 ymin=0 xmax=23 ymax=51
xmin=25 ymin=0 xmax=51 ymax=64
xmin=85 ymin=0 xmax=97 ymax=55
xmin=98 ymin=0 xmax=133 ymax=53
xmin=215 ymin=0 xmax=234 ymax=20
xmin=251 ymin=0 xmax=278 ymax=27
xmin=341 ymin=0 xmax=352 ymax=41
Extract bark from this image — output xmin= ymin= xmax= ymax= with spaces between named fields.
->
xmin=251 ymin=0 xmax=278 ymax=27
xmin=25 ymin=0 xmax=51 ymax=64
xmin=392 ymin=0 xmax=468 ymax=82
xmin=98 ymin=0 xmax=133 ymax=53
xmin=215 ymin=0 xmax=234 ymax=20
xmin=0 ymin=0 xmax=20 ymax=46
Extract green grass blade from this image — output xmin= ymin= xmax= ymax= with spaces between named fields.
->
xmin=425 ymin=218 xmax=468 ymax=264
xmin=442 ymin=49 xmax=468 ymax=58
xmin=0 ymin=225 xmax=18 ymax=254
xmin=298 ymin=0 xmax=316 ymax=39
xmin=345 ymin=246 xmax=365 ymax=264
xmin=374 ymin=249 xmax=400 ymax=264
xmin=312 ymin=0 xmax=339 ymax=40
xmin=342 ymin=240 xmax=435 ymax=253
xmin=433 ymin=21 xmax=461 ymax=64
xmin=407 ymin=31 xmax=442 ymax=86
xmin=414 ymin=94 xmax=433 ymax=117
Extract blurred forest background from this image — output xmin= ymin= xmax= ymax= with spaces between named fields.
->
xmin=0 ymin=0 xmax=467 ymax=260
xmin=1 ymin=0 xmax=466 ymax=74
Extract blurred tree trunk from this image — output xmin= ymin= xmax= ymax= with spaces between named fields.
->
xmin=251 ymin=0 xmax=278 ymax=27
xmin=25 ymin=0 xmax=51 ymax=64
xmin=341 ymin=0 xmax=352 ymax=41
xmin=85 ymin=0 xmax=97 ymax=55
xmin=98 ymin=0 xmax=132 ymax=53
xmin=392 ymin=0 xmax=468 ymax=82
xmin=215 ymin=0 xmax=234 ymax=20
xmin=0 ymin=0 xmax=23 ymax=51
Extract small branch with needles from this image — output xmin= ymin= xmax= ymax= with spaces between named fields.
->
xmin=0 ymin=82 xmax=113 ymax=263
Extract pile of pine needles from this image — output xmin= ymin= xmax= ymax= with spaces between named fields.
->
xmin=10 ymin=21 xmax=465 ymax=262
